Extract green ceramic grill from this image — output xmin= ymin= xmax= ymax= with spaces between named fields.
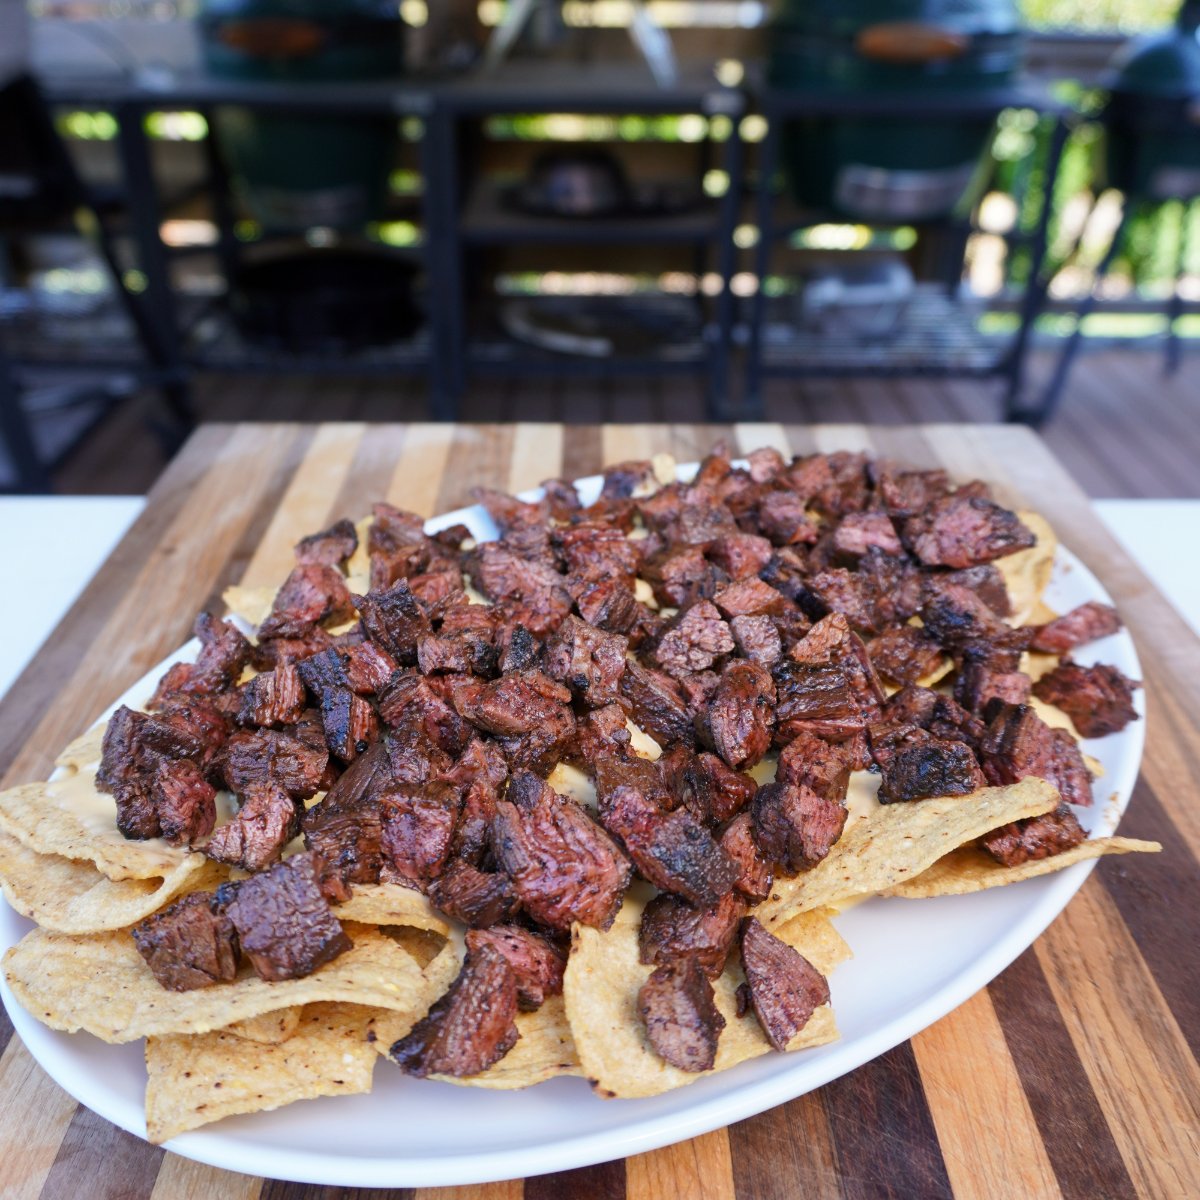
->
xmin=768 ymin=0 xmax=1022 ymax=221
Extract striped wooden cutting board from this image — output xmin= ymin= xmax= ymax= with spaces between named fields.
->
xmin=0 ymin=423 xmax=1196 ymax=1200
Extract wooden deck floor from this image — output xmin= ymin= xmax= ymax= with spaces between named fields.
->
xmin=51 ymin=347 xmax=1197 ymax=500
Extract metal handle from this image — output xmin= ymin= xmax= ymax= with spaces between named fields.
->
xmin=215 ymin=18 xmax=327 ymax=59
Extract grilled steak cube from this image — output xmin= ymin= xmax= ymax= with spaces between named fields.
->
xmin=250 ymin=625 xmax=333 ymax=670
xmin=571 ymin=703 xmax=634 ymax=769
xmin=465 ymin=925 xmax=565 ymax=1011
xmin=867 ymin=625 xmax=944 ymax=688
xmin=831 ymin=511 xmax=902 ymax=558
xmin=492 ymin=772 xmax=631 ymax=932
xmin=920 ymin=579 xmax=1013 ymax=649
xmin=259 ymin=563 xmax=355 ymax=638
xmin=979 ymin=702 xmax=1093 ymax=807
xmin=644 ymin=546 xmax=726 ymax=609
xmin=904 ymin=495 xmax=1034 ymax=569
xmin=600 ymin=785 xmax=739 ymax=905
xmin=218 ymin=852 xmax=351 ymax=981
xmin=668 ymin=751 xmax=757 ymax=826
xmin=391 ymin=943 xmax=520 ymax=1077
xmin=874 ymin=464 xmax=951 ymax=519
xmin=206 ymin=782 xmax=301 ymax=871
xmin=318 ymin=688 xmax=379 ymax=763
xmin=301 ymin=742 xmax=393 ymax=885
xmin=729 ymin=614 xmax=783 ymax=667
xmin=294 ymin=517 xmax=358 ymax=568
xmin=1032 ymin=662 xmax=1140 ymax=739
xmin=944 ymin=564 xmax=1012 ymax=617
xmin=639 ymin=890 xmax=746 ymax=978
xmin=132 ymin=891 xmax=239 ymax=992
xmin=740 ymin=917 xmax=830 ymax=1051
xmin=428 ymin=860 xmax=521 ymax=928
xmin=575 ymin=578 xmax=642 ymax=635
xmin=354 ymin=580 xmax=431 ymax=664
xmin=379 ymin=781 xmax=461 ymax=886
xmin=453 ymin=670 xmax=576 ymax=775
xmin=553 ymin=521 xmax=641 ymax=583
xmin=777 ymin=730 xmax=853 ymax=803
xmin=876 ymin=731 xmax=986 ymax=803
xmin=955 ymin=658 xmax=1031 ymax=714
xmin=638 ymin=956 xmax=725 ymax=1072
xmin=468 ymin=542 xmax=572 ymax=636
xmin=697 ymin=660 xmax=775 ymax=773
xmin=979 ymin=802 xmax=1087 ymax=867
xmin=719 ymin=812 xmax=774 ymax=903
xmin=757 ymin=490 xmax=819 ymax=546
xmin=654 ymin=601 xmax=734 ymax=678
xmin=771 ymin=660 xmax=862 ymax=739
xmin=218 ymin=726 xmax=329 ymax=800
xmin=544 ymin=615 xmax=628 ymax=707
xmin=339 ymin=641 xmax=398 ymax=695
xmin=238 ymin=662 xmax=306 ymax=729
xmin=708 ymin=533 xmax=773 ymax=581
xmin=153 ymin=758 xmax=217 ymax=847
xmin=1030 ymin=602 xmax=1122 ymax=655
xmin=751 ymin=782 xmax=846 ymax=875
xmin=620 ymin=661 xmax=695 ymax=748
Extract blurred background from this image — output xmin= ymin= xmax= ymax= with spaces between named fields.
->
xmin=1 ymin=0 xmax=1197 ymax=494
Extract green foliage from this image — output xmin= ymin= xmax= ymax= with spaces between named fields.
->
xmin=1020 ymin=0 xmax=1178 ymax=30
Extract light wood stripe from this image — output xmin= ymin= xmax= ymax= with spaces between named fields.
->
xmin=0 ymin=1038 xmax=81 ymax=1200
xmin=728 ymin=1093 xmax=842 ymax=1200
xmin=1035 ymin=882 xmax=1200 ymax=1197
xmin=415 ymin=1182 xmax=522 ymax=1200
xmin=733 ymin=423 xmax=791 ymax=460
xmin=625 ymin=1130 xmax=735 ymax=1200
xmin=236 ymin=423 xmax=366 ymax=589
xmin=387 ymin=423 xmax=457 ymax=515
xmin=508 ymin=423 xmax=564 ymax=496
xmin=150 ymin=1154 xmax=262 ymax=1200
xmin=913 ymin=991 xmax=1061 ymax=1200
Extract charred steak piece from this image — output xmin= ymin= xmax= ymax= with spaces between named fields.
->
xmin=132 ymin=891 xmax=239 ymax=992
xmin=354 ymin=580 xmax=431 ymax=664
xmin=492 ymin=772 xmax=631 ymax=932
xmin=831 ymin=511 xmax=902 ymax=558
xmin=867 ymin=625 xmax=945 ymax=688
xmin=301 ymin=741 xmax=392 ymax=886
xmin=1032 ymin=662 xmax=1140 ymax=739
xmin=468 ymin=542 xmax=572 ymax=636
xmin=776 ymin=731 xmax=853 ymax=804
xmin=751 ymin=782 xmax=846 ymax=875
xmin=318 ymin=687 xmax=379 ymax=763
xmin=620 ymin=661 xmax=695 ymax=749
xmin=668 ymin=751 xmax=757 ymax=826
xmin=218 ymin=725 xmax=329 ymax=801
xmin=1030 ymin=602 xmax=1122 ymax=655
xmin=294 ymin=517 xmax=358 ymax=568
xmin=259 ymin=563 xmax=355 ymax=639
xmin=543 ymin=615 xmax=628 ymax=707
xmin=979 ymin=702 xmax=1093 ymax=807
xmin=464 ymin=925 xmax=566 ymax=1011
xmin=452 ymin=670 xmax=576 ymax=775
xmin=697 ymin=660 xmax=775 ymax=773
xmin=427 ymin=859 xmax=521 ymax=929
xmin=639 ymin=890 xmax=746 ymax=978
xmin=979 ymin=802 xmax=1087 ymax=867
xmin=206 ymin=782 xmax=301 ymax=872
xmin=729 ymin=614 xmax=783 ymax=668
xmin=238 ymin=662 xmax=306 ymax=729
xmin=601 ymin=785 xmax=740 ymax=905
xmin=903 ymin=494 xmax=1034 ymax=569
xmin=876 ymin=731 xmax=987 ymax=804
xmin=654 ymin=601 xmax=735 ymax=678
xmin=153 ymin=758 xmax=217 ymax=847
xmin=719 ymin=812 xmax=774 ymax=903
xmin=739 ymin=917 xmax=830 ymax=1051
xmin=390 ymin=943 xmax=520 ymax=1078
xmin=638 ymin=956 xmax=725 ymax=1072
xmin=379 ymin=781 xmax=461 ymax=886
xmin=218 ymin=853 xmax=351 ymax=981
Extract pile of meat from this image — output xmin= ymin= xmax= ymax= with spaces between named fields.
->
xmin=101 ymin=446 xmax=1139 ymax=1078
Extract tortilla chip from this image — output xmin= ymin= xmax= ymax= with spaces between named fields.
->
xmin=2 ymin=921 xmax=455 ymax=1044
xmin=145 ymin=1002 xmax=378 ymax=1143
xmin=222 ymin=1007 xmax=304 ymax=1045
xmin=755 ymin=778 xmax=1060 ymax=931
xmin=332 ymin=883 xmax=450 ymax=935
xmin=0 ymin=780 xmax=189 ymax=881
xmin=377 ymin=925 xmax=448 ymax=969
xmin=773 ymin=908 xmax=855 ymax=972
xmin=0 ymin=830 xmax=223 ymax=933
xmin=221 ymin=584 xmax=275 ymax=629
xmin=883 ymin=837 xmax=1162 ymax=899
xmin=430 ymin=996 xmax=582 ymax=1090
xmin=54 ymin=724 xmax=107 ymax=773
xmin=564 ymin=887 xmax=841 ymax=1099
xmin=998 ymin=510 xmax=1056 ymax=626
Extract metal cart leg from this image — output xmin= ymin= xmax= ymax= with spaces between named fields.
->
xmin=422 ymin=104 xmax=461 ymax=421
xmin=1019 ymin=205 xmax=1131 ymax=428
xmin=1002 ymin=116 xmax=1069 ymax=421
xmin=1164 ymin=198 xmax=1193 ymax=378
xmin=0 ymin=354 xmax=51 ymax=493
xmin=743 ymin=112 xmax=781 ymax=421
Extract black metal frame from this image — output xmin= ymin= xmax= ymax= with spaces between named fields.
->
xmin=742 ymin=83 xmax=1073 ymax=420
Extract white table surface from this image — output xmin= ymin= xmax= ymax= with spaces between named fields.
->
xmin=0 ymin=496 xmax=1195 ymax=703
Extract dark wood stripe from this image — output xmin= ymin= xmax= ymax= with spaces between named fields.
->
xmin=561 ymin=424 xmax=604 ymax=484
xmin=0 ymin=995 xmax=13 ymax=1059
xmin=0 ymin=425 xmax=238 ymax=780
xmin=989 ymin=948 xmax=1138 ymax=1200
xmin=728 ymin=1092 xmax=842 ymax=1200
xmin=433 ymin=424 xmax=516 ymax=517
xmin=819 ymin=1041 xmax=953 ymax=1200
xmin=525 ymin=1159 xmax=625 ymax=1200
xmin=259 ymin=1181 xmax=414 ymax=1200
xmin=1096 ymin=777 xmax=1200 ymax=1056
xmin=40 ymin=1105 xmax=165 ymax=1200
xmin=197 ymin=425 xmax=317 ymax=616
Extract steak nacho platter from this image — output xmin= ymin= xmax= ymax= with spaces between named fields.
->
xmin=0 ymin=443 xmax=1157 ymax=1187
